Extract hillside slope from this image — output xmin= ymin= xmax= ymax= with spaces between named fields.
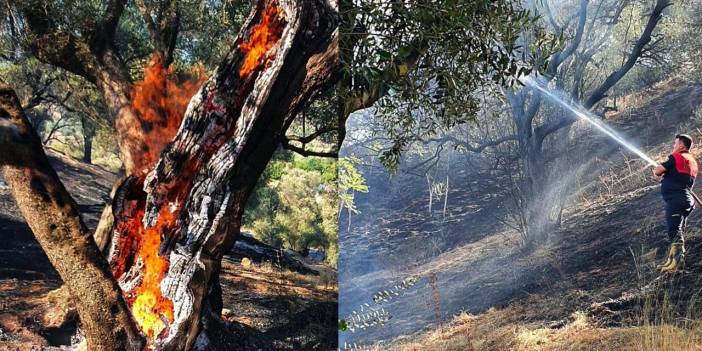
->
xmin=340 ymin=79 xmax=702 ymax=350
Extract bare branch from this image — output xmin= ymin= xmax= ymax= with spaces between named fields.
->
xmin=542 ymin=0 xmax=563 ymax=31
xmin=285 ymin=126 xmax=336 ymax=144
xmin=535 ymin=0 xmax=671 ymax=141
xmin=425 ymin=134 xmax=517 ymax=153
xmin=546 ymin=0 xmax=588 ymax=77
xmin=134 ymin=0 xmax=180 ymax=64
xmin=95 ymin=0 xmax=128 ymax=45
xmin=584 ymin=0 xmax=672 ymax=108
xmin=281 ymin=137 xmax=339 ymax=158
xmin=21 ymin=76 xmax=57 ymax=111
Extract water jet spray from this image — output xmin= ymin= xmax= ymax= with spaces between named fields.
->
xmin=520 ymin=76 xmax=702 ymax=207
xmin=520 ymin=76 xmax=658 ymax=167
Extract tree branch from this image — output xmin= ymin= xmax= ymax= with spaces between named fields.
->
xmin=281 ymin=137 xmax=339 ymax=158
xmin=21 ymin=76 xmax=57 ymax=111
xmin=19 ymin=1 xmax=129 ymax=84
xmin=546 ymin=0 xmax=588 ymax=78
xmin=571 ymin=0 xmax=629 ymax=99
xmin=542 ymin=0 xmax=581 ymax=33
xmin=542 ymin=0 xmax=563 ymax=31
xmin=535 ymin=0 xmax=671 ymax=142
xmin=514 ymin=0 xmax=588 ymax=129
xmin=343 ymin=37 xmax=428 ymax=114
xmin=134 ymin=0 xmax=180 ymax=65
xmin=285 ymin=125 xmax=336 ymax=144
xmin=425 ymin=134 xmax=517 ymax=153
xmin=584 ymin=0 xmax=671 ymax=108
xmin=94 ymin=0 xmax=128 ymax=48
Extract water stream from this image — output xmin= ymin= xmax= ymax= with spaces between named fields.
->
xmin=521 ymin=76 xmax=658 ymax=167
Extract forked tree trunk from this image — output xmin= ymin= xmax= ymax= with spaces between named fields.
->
xmin=107 ymin=0 xmax=339 ymax=349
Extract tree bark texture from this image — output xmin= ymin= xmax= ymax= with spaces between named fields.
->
xmin=0 ymin=80 xmax=145 ymax=351
xmin=106 ymin=0 xmax=339 ymax=349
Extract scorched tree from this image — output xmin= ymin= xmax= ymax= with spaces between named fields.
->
xmin=0 ymin=0 xmax=339 ymax=350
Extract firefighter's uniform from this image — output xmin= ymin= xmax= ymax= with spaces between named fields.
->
xmin=659 ymin=150 xmax=699 ymax=272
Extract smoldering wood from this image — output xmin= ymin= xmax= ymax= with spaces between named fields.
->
xmin=107 ymin=0 xmax=339 ymax=349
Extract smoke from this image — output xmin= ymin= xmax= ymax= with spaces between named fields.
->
xmin=338 ymin=75 xmax=665 ymax=346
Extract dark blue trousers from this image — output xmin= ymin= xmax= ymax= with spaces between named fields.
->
xmin=663 ymin=191 xmax=694 ymax=241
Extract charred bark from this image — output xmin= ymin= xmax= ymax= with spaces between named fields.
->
xmin=17 ymin=0 xmax=195 ymax=275
xmin=0 ymin=80 xmax=144 ymax=351
xmin=106 ymin=0 xmax=339 ymax=349
xmin=11 ymin=0 xmax=338 ymax=348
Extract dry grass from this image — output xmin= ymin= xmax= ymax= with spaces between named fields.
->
xmin=352 ymin=78 xmax=702 ymax=351
xmin=387 ymin=309 xmax=645 ymax=351
xmin=223 ymin=259 xmax=336 ymax=303
xmin=605 ymin=77 xmax=681 ymax=117
xmin=376 ymin=229 xmax=702 ymax=351
xmin=635 ymin=324 xmax=702 ymax=351
xmin=632 ymin=278 xmax=702 ymax=350
xmin=252 ymin=260 xmax=337 ymax=292
xmin=220 ymin=257 xmax=338 ymax=349
xmin=384 ymin=265 xmax=702 ymax=351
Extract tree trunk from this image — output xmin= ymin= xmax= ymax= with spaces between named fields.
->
xmin=91 ymin=62 xmax=142 ymax=175
xmin=14 ymin=0 xmax=338 ymax=348
xmin=81 ymin=116 xmax=95 ymax=164
xmin=508 ymin=92 xmax=553 ymax=249
xmin=443 ymin=175 xmax=449 ymax=219
xmin=83 ymin=133 xmax=93 ymax=164
xmin=106 ymin=0 xmax=339 ymax=349
xmin=522 ymin=135 xmax=548 ymax=248
xmin=0 ymin=80 xmax=145 ymax=351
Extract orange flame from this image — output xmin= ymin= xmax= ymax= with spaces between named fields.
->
xmin=129 ymin=205 xmax=176 ymax=339
xmin=238 ymin=3 xmax=284 ymax=77
xmin=116 ymin=56 xmax=206 ymax=340
xmin=130 ymin=56 xmax=205 ymax=174
xmin=113 ymin=197 xmax=177 ymax=339
xmin=114 ymin=2 xmax=283 ymax=341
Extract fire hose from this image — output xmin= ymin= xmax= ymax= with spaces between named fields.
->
xmin=693 ymin=190 xmax=702 ymax=209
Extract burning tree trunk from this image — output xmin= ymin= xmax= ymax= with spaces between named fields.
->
xmin=107 ymin=0 xmax=339 ymax=349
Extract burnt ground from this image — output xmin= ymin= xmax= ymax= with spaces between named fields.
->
xmin=339 ymin=78 xmax=702 ymax=349
xmin=0 ymin=149 xmax=337 ymax=350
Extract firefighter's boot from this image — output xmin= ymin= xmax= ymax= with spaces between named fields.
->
xmin=660 ymin=242 xmax=685 ymax=272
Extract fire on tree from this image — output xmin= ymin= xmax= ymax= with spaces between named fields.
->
xmin=108 ymin=0 xmax=337 ymax=348
xmin=0 ymin=0 xmax=339 ymax=349
xmin=109 ymin=1 xmax=286 ymax=344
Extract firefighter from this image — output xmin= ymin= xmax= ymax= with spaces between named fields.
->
xmin=653 ymin=134 xmax=699 ymax=272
